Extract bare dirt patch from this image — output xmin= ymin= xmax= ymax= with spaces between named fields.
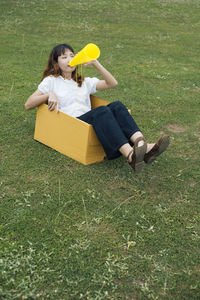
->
xmin=165 ymin=123 xmax=188 ymax=133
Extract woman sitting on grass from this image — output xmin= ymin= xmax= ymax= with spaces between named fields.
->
xmin=25 ymin=43 xmax=170 ymax=172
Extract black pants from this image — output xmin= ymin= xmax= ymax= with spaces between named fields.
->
xmin=78 ymin=101 xmax=140 ymax=160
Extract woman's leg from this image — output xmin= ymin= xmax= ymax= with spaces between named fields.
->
xmin=108 ymin=101 xmax=142 ymax=141
xmin=78 ymin=106 xmax=132 ymax=160
xmin=78 ymin=105 xmax=148 ymax=172
xmin=108 ymin=101 xmax=153 ymax=150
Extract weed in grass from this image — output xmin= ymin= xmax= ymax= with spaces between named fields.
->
xmin=0 ymin=241 xmax=55 ymax=299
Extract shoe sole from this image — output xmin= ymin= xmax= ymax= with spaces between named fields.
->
xmin=134 ymin=143 xmax=147 ymax=172
xmin=146 ymin=135 xmax=170 ymax=164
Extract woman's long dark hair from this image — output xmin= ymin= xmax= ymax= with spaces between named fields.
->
xmin=41 ymin=44 xmax=84 ymax=87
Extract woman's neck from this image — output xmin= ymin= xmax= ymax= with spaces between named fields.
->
xmin=62 ymin=72 xmax=72 ymax=80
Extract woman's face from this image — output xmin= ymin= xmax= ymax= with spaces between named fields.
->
xmin=57 ymin=49 xmax=75 ymax=73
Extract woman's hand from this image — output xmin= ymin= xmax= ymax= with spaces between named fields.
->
xmin=48 ymin=93 xmax=59 ymax=113
xmin=82 ymin=60 xmax=96 ymax=67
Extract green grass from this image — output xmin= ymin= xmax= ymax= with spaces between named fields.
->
xmin=0 ymin=0 xmax=199 ymax=299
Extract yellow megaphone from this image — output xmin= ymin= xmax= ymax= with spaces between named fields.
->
xmin=69 ymin=43 xmax=100 ymax=67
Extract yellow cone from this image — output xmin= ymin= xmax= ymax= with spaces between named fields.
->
xmin=69 ymin=43 xmax=100 ymax=67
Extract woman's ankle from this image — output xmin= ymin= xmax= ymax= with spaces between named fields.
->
xmin=119 ymin=143 xmax=133 ymax=161
xmin=130 ymin=131 xmax=146 ymax=146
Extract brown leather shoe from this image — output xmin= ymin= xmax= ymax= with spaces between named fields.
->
xmin=144 ymin=135 xmax=170 ymax=164
xmin=127 ymin=136 xmax=147 ymax=172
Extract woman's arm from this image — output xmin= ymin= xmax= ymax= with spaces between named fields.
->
xmin=25 ymin=89 xmax=59 ymax=112
xmin=90 ymin=60 xmax=118 ymax=90
xmin=25 ymin=89 xmax=48 ymax=110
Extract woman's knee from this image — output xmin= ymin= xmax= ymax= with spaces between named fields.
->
xmin=93 ymin=105 xmax=111 ymax=117
xmin=109 ymin=101 xmax=126 ymax=110
xmin=97 ymin=105 xmax=111 ymax=112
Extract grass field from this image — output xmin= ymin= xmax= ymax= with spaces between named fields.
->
xmin=0 ymin=0 xmax=199 ymax=299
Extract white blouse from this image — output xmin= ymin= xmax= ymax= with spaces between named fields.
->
xmin=38 ymin=75 xmax=99 ymax=117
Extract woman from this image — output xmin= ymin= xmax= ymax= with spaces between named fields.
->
xmin=25 ymin=43 xmax=170 ymax=172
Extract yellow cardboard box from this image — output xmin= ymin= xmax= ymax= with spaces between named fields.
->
xmin=34 ymin=95 xmax=109 ymax=165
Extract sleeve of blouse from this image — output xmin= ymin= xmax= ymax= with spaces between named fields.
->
xmin=38 ymin=76 xmax=53 ymax=94
xmin=85 ymin=77 xmax=100 ymax=94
